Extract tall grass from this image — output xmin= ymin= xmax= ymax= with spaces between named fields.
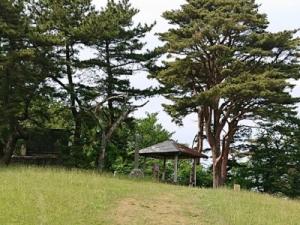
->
xmin=0 ymin=166 xmax=299 ymax=225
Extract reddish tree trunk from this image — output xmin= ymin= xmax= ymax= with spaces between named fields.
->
xmin=212 ymin=142 xmax=232 ymax=187
xmin=220 ymin=150 xmax=229 ymax=185
xmin=213 ymin=160 xmax=222 ymax=188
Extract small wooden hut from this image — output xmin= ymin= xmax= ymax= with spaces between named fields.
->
xmin=139 ymin=140 xmax=207 ymax=183
xmin=12 ymin=128 xmax=69 ymax=165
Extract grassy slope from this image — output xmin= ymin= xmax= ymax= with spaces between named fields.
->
xmin=0 ymin=167 xmax=299 ymax=225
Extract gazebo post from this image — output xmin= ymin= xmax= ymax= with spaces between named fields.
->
xmin=174 ymin=155 xmax=178 ymax=183
xmin=193 ymin=158 xmax=197 ymax=186
xmin=162 ymin=157 xmax=166 ymax=181
xmin=134 ymin=147 xmax=139 ymax=169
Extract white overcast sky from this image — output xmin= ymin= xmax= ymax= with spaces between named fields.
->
xmin=92 ymin=0 xmax=300 ymax=145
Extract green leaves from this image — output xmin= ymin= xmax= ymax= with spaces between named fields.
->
xmin=245 ymin=118 xmax=300 ymax=197
xmin=157 ymin=0 xmax=300 ymax=122
xmin=84 ymin=0 xmax=155 ymax=110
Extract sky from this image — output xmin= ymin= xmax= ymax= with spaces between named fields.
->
xmin=92 ymin=0 xmax=300 ymax=145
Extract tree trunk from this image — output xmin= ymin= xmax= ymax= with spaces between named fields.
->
xmin=97 ymin=132 xmax=107 ymax=171
xmin=212 ymin=136 xmax=234 ymax=187
xmin=73 ymin=113 xmax=82 ymax=147
xmin=96 ymin=108 xmax=132 ymax=171
xmin=203 ymin=105 xmax=237 ymax=188
xmin=212 ymin=145 xmax=231 ymax=187
xmin=0 ymin=133 xmax=18 ymax=165
xmin=197 ymin=108 xmax=204 ymax=154
xmin=192 ymin=158 xmax=197 ymax=186
xmin=211 ymin=136 xmax=224 ymax=188
xmin=66 ymin=44 xmax=82 ymax=159
xmin=220 ymin=149 xmax=229 ymax=185
xmin=71 ymin=113 xmax=82 ymax=166
xmin=105 ymin=41 xmax=114 ymax=122
xmin=0 ymin=142 xmax=4 ymax=159
xmin=213 ymin=160 xmax=223 ymax=188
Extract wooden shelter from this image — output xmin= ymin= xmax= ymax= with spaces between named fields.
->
xmin=139 ymin=140 xmax=208 ymax=183
xmin=11 ymin=128 xmax=69 ymax=165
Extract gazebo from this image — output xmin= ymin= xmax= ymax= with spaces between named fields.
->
xmin=139 ymin=140 xmax=208 ymax=183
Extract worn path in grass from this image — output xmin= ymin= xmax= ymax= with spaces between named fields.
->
xmin=112 ymin=194 xmax=203 ymax=225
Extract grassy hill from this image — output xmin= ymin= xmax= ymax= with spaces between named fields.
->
xmin=0 ymin=166 xmax=299 ymax=225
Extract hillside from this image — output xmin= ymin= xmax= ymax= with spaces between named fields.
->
xmin=0 ymin=167 xmax=299 ymax=225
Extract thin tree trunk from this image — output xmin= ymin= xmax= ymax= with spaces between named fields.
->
xmin=97 ymin=132 xmax=107 ymax=171
xmin=66 ymin=44 xmax=82 ymax=155
xmin=220 ymin=148 xmax=229 ymax=185
xmin=73 ymin=114 xmax=82 ymax=147
xmin=105 ymin=41 xmax=115 ymax=123
xmin=96 ymin=108 xmax=132 ymax=171
xmin=0 ymin=142 xmax=4 ymax=159
xmin=192 ymin=158 xmax=197 ymax=186
xmin=0 ymin=133 xmax=18 ymax=165
xmin=197 ymin=108 xmax=204 ymax=154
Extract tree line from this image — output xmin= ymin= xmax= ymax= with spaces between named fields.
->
xmin=0 ymin=0 xmax=299 ymax=196
xmin=0 ymin=0 xmax=158 ymax=168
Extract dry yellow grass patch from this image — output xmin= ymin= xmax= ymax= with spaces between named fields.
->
xmin=113 ymin=194 xmax=203 ymax=225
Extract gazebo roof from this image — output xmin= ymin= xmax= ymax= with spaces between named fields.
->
xmin=139 ymin=140 xmax=208 ymax=159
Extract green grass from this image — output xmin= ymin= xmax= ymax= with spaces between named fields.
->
xmin=0 ymin=166 xmax=299 ymax=225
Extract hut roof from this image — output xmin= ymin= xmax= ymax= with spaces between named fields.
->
xmin=139 ymin=140 xmax=208 ymax=159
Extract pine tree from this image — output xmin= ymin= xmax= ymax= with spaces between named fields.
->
xmin=32 ymin=0 xmax=96 ymax=164
xmin=0 ymin=0 xmax=52 ymax=164
xmin=156 ymin=0 xmax=300 ymax=187
xmin=83 ymin=0 xmax=155 ymax=170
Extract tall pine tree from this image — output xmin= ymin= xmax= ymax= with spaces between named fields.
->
xmin=156 ymin=0 xmax=300 ymax=187
xmin=84 ymin=0 xmax=155 ymax=170
xmin=0 ymin=0 xmax=53 ymax=164
xmin=32 ymin=0 xmax=96 ymax=165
